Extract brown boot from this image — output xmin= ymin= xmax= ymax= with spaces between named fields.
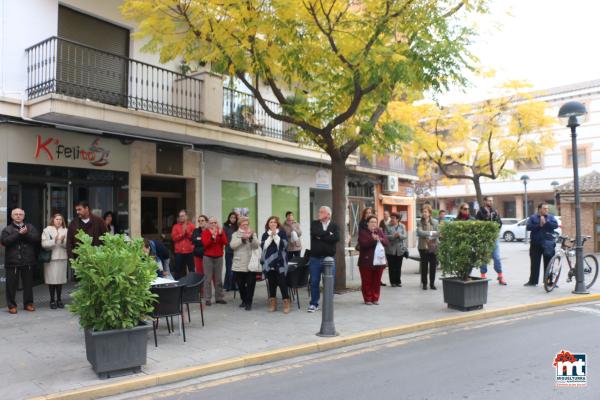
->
xmin=268 ymin=298 xmax=277 ymax=312
xmin=283 ymin=299 xmax=291 ymax=314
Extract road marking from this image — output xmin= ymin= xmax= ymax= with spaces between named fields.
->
xmin=567 ymin=306 xmax=600 ymax=317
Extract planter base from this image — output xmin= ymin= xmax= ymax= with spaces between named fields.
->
xmin=442 ymin=277 xmax=489 ymax=312
xmin=84 ymin=322 xmax=150 ymax=378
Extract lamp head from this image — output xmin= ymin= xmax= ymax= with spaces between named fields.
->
xmin=551 ymin=180 xmax=559 ymax=188
xmin=520 ymin=174 xmax=530 ymax=185
xmin=558 ymin=101 xmax=587 ymax=128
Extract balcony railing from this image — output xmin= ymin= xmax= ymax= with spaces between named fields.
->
xmin=26 ymin=37 xmax=203 ymax=121
xmin=359 ymin=154 xmax=417 ymax=175
xmin=223 ymin=87 xmax=296 ymax=142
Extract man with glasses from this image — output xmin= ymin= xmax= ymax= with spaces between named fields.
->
xmin=171 ymin=209 xmax=195 ymax=279
xmin=1 ymin=208 xmax=40 ymax=314
xmin=476 ymin=196 xmax=507 ymax=285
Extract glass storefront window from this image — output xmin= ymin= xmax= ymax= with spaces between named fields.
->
xmin=272 ymin=185 xmax=300 ymax=222
xmin=222 ymin=181 xmax=258 ymax=229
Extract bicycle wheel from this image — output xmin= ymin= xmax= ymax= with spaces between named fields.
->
xmin=583 ymin=254 xmax=599 ymax=289
xmin=544 ymin=254 xmax=562 ymax=292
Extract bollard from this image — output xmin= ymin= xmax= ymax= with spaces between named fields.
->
xmin=317 ymin=256 xmax=339 ymax=337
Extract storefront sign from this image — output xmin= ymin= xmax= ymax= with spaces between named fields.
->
xmin=315 ymin=169 xmax=331 ymax=190
xmin=34 ymin=135 xmax=110 ymax=167
xmin=3 ymin=126 xmax=130 ymax=172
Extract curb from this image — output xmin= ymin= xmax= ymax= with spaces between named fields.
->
xmin=29 ymin=293 xmax=600 ymax=400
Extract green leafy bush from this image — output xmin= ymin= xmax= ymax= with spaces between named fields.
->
xmin=438 ymin=221 xmax=499 ymax=281
xmin=69 ymin=231 xmax=157 ymax=331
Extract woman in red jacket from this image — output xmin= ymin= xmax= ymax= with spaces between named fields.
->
xmin=171 ymin=210 xmax=195 ymax=279
xmin=201 ymin=217 xmax=228 ymax=305
xmin=358 ymin=215 xmax=389 ymax=305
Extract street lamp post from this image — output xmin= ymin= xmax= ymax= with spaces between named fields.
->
xmin=558 ymin=101 xmax=589 ymax=295
xmin=520 ymin=175 xmax=530 ymax=242
xmin=551 ymin=180 xmax=560 ymax=215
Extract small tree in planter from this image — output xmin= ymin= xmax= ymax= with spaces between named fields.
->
xmin=438 ymin=221 xmax=499 ymax=311
xmin=69 ymin=231 xmax=157 ymax=378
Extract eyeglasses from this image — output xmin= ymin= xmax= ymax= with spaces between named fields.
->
xmin=461 ymin=208 xmax=469 ymax=211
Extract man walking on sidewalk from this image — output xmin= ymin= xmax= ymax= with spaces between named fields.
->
xmin=308 ymin=206 xmax=339 ymax=313
xmin=1 ymin=208 xmax=40 ymax=314
xmin=476 ymin=196 xmax=507 ymax=285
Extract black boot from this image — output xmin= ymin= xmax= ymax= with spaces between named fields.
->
xmin=56 ymin=285 xmax=64 ymax=308
xmin=422 ymin=283 xmax=428 ymax=290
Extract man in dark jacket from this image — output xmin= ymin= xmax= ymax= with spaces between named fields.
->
xmin=308 ymin=206 xmax=340 ymax=313
xmin=1 ymin=208 xmax=40 ymax=313
xmin=525 ymin=203 xmax=559 ymax=286
xmin=476 ymin=196 xmax=507 ymax=285
xmin=67 ymin=200 xmax=108 ymax=260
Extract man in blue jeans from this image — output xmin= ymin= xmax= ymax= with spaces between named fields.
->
xmin=476 ymin=196 xmax=507 ymax=285
xmin=308 ymin=206 xmax=340 ymax=313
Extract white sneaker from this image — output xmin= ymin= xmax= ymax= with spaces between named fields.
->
xmin=307 ymin=305 xmax=320 ymax=313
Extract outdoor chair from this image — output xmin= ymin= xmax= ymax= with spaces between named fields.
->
xmin=178 ymin=272 xmax=205 ymax=326
xmin=150 ymin=284 xmax=186 ymax=347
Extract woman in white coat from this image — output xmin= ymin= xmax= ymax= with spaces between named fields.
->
xmin=41 ymin=213 xmax=68 ymax=309
xmin=229 ymin=216 xmax=259 ymax=311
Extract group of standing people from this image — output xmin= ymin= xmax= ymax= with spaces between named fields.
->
xmin=1 ymin=201 xmax=108 ymax=314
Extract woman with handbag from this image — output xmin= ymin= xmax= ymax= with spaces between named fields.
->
xmin=358 ymin=215 xmax=389 ymax=305
xmin=261 ymin=216 xmax=290 ymax=313
xmin=41 ymin=213 xmax=68 ymax=309
xmin=230 ymin=217 xmax=260 ymax=311
xmin=417 ymin=204 xmax=440 ymax=290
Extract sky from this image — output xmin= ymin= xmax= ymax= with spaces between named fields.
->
xmin=435 ymin=0 xmax=600 ymax=105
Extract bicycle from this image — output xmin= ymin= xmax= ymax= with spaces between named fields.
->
xmin=544 ymin=235 xmax=599 ymax=292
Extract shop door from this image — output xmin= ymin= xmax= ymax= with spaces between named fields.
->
xmin=46 ymin=184 xmax=69 ymax=224
xmin=141 ymin=192 xmax=185 ymax=246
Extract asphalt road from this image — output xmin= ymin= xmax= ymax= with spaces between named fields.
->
xmin=118 ymin=303 xmax=600 ymax=400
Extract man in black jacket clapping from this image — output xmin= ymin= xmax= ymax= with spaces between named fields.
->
xmin=1 ymin=208 xmax=40 ymax=314
xmin=307 ymin=206 xmax=340 ymax=313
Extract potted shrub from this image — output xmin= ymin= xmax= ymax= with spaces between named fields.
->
xmin=438 ymin=221 xmax=499 ymax=311
xmin=69 ymin=231 xmax=157 ymax=378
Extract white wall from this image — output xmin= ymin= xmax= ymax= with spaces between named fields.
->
xmin=0 ymin=0 xmax=58 ymax=97
xmin=202 ymin=151 xmax=328 ymax=251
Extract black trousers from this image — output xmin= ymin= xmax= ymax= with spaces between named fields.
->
xmin=234 ymin=271 xmax=257 ymax=305
xmin=418 ymin=250 xmax=437 ymax=286
xmin=5 ymin=265 xmax=34 ymax=308
xmin=387 ymin=254 xmax=404 ymax=285
xmin=528 ymin=242 xmax=554 ymax=285
xmin=267 ymin=269 xmax=289 ymax=300
xmin=174 ymin=253 xmax=195 ymax=280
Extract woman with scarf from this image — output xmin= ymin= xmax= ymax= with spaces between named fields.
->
xmin=261 ymin=216 xmax=290 ymax=314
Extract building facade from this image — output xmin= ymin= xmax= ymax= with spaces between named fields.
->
xmin=0 ymin=0 xmax=418 ymax=305
xmin=424 ymin=80 xmax=600 ymax=228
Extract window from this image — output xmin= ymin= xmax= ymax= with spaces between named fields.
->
xmin=221 ymin=181 xmax=258 ymax=229
xmin=516 ymin=156 xmax=543 ymax=171
xmin=564 ymin=144 xmax=592 ymax=167
xmin=272 ymin=185 xmax=300 ymax=222
xmin=503 ymin=201 xmax=516 ymax=218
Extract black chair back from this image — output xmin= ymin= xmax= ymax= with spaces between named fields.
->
xmin=151 ymin=285 xmax=183 ymax=318
xmin=287 ymin=257 xmax=309 ymax=288
xmin=181 ymin=272 xmax=205 ymax=304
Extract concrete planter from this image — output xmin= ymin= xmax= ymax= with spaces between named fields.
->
xmin=84 ymin=321 xmax=151 ymax=379
xmin=441 ymin=277 xmax=489 ymax=312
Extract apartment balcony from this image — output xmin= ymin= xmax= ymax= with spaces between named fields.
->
xmin=356 ymin=154 xmax=418 ymax=179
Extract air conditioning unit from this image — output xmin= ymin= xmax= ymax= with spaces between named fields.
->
xmin=383 ymin=175 xmax=398 ymax=193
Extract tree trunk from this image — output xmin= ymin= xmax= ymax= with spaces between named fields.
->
xmin=472 ymin=176 xmax=484 ymax=208
xmin=330 ymin=154 xmax=348 ymax=291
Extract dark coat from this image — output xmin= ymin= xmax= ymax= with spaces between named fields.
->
xmin=1 ymin=222 xmax=40 ymax=267
xmin=67 ymin=214 xmax=108 ymax=259
xmin=192 ymin=227 xmax=204 ymax=258
xmin=358 ymin=228 xmax=389 ymax=267
xmin=223 ymin=223 xmax=238 ymax=255
xmin=310 ymin=220 xmax=340 ymax=258
xmin=527 ymin=213 xmax=558 ymax=249
xmin=476 ymin=206 xmax=502 ymax=227
xmin=261 ymin=229 xmax=288 ymax=274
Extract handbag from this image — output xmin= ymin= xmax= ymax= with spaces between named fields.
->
xmin=373 ymin=240 xmax=387 ymax=266
xmin=38 ymin=249 xmax=52 ymax=263
xmin=248 ymin=247 xmax=263 ymax=273
xmin=426 ymin=238 xmax=439 ymax=254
